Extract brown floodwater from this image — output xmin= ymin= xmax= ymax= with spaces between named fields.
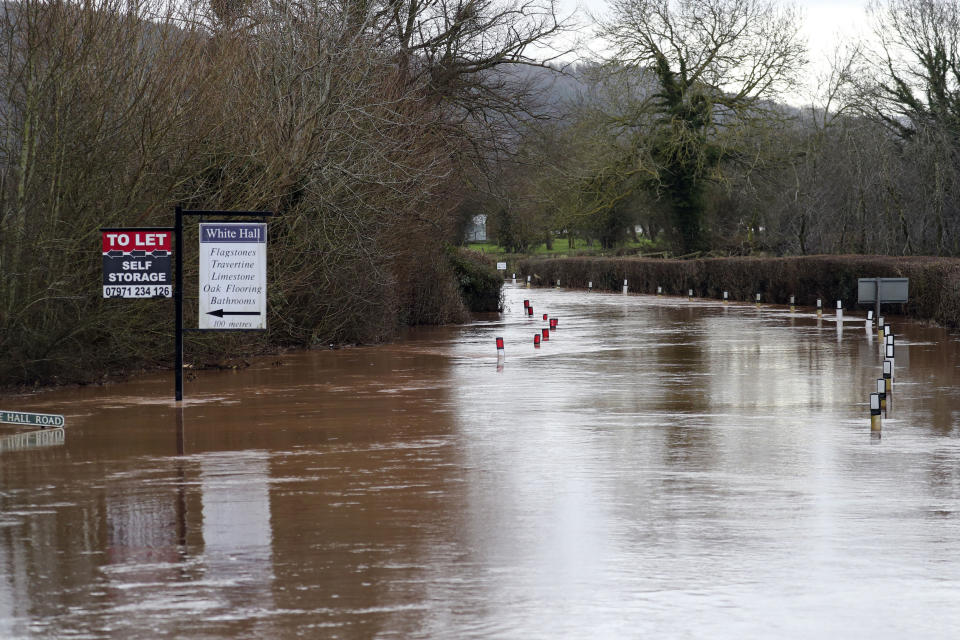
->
xmin=2 ymin=285 xmax=960 ymax=638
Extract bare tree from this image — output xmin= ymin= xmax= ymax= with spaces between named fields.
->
xmin=860 ymin=0 xmax=960 ymax=137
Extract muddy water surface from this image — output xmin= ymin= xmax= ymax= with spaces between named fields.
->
xmin=2 ymin=286 xmax=960 ymax=638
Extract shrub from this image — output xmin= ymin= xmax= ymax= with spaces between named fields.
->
xmin=448 ymin=248 xmax=504 ymax=313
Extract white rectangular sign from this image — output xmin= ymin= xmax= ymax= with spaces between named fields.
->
xmin=496 ymin=262 xmax=507 ymax=270
xmin=199 ymin=223 xmax=267 ymax=330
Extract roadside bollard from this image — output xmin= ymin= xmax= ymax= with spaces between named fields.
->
xmin=556 ymin=279 xmax=560 ymax=288
xmin=550 ymin=318 xmax=558 ymax=330
xmin=523 ymin=299 xmax=529 ymax=309
xmin=817 ymin=298 xmax=823 ymax=318
xmin=512 ymin=273 xmax=516 ymax=284
xmin=496 ymin=337 xmax=504 ymax=361
xmin=543 ymin=313 xmax=548 ymax=320
xmin=527 ymin=306 xmax=533 ymax=317
xmin=542 ymin=328 xmax=550 ymax=341
xmin=883 ymin=359 xmax=893 ymax=392
xmin=657 ymin=286 xmax=662 ymax=296
xmin=790 ymin=295 xmax=795 ymax=312
xmin=836 ymin=300 xmax=843 ymax=321
xmin=688 ymin=288 xmax=693 ymax=301
xmin=870 ymin=392 xmax=882 ymax=433
xmin=755 ymin=292 xmax=761 ymax=307
xmin=867 ymin=310 xmax=874 ymax=326
xmin=878 ymin=316 xmax=885 ymax=337
xmin=877 ymin=378 xmax=887 ymax=410
xmin=588 ymin=281 xmax=593 ymax=291
xmin=526 ymin=275 xmax=531 ymax=288
xmin=534 ymin=333 xmax=540 ymax=347
xmin=723 ymin=291 xmax=728 ymax=304
xmin=623 ymin=279 xmax=628 ymax=294
xmin=885 ymin=343 xmax=895 ymax=380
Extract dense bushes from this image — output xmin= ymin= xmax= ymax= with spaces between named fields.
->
xmin=515 ymin=255 xmax=960 ymax=328
xmin=0 ymin=0 xmax=556 ymax=389
xmin=449 ymin=249 xmax=504 ymax=313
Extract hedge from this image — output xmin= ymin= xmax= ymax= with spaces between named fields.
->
xmin=514 ymin=255 xmax=960 ymax=328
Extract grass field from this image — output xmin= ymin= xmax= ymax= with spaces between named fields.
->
xmin=467 ymin=238 xmax=657 ymax=258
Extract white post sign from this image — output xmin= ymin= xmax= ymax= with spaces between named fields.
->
xmin=199 ymin=223 xmax=267 ymax=330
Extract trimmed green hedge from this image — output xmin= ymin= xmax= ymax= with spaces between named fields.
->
xmin=515 ymin=255 xmax=960 ymax=328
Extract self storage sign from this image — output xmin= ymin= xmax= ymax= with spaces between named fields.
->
xmin=102 ymin=229 xmax=172 ymax=298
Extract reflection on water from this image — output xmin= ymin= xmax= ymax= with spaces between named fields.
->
xmin=0 ymin=427 xmax=64 ymax=454
xmin=1 ymin=285 xmax=960 ymax=638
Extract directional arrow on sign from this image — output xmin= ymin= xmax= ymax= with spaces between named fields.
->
xmin=107 ymin=250 xmax=124 ymax=257
xmin=206 ymin=309 xmax=262 ymax=318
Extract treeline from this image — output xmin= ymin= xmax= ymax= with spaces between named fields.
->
xmin=479 ymin=0 xmax=960 ymax=259
xmin=4 ymin=0 xmax=960 ymax=388
xmin=0 ymin=0 xmax=560 ymax=387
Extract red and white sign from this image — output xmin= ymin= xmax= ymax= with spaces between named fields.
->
xmin=102 ymin=231 xmax=172 ymax=253
xmin=102 ymin=229 xmax=173 ymax=299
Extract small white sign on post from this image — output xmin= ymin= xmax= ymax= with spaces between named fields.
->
xmin=496 ymin=262 xmax=507 ymax=271
xmin=199 ymin=223 xmax=267 ymax=330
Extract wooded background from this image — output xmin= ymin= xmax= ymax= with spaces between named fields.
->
xmin=1 ymin=0 xmax=958 ymax=387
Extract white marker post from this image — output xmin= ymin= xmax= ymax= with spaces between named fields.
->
xmin=789 ymin=295 xmax=795 ymax=313
xmin=526 ymin=275 xmax=531 ymax=289
xmin=657 ymin=286 xmax=662 ymax=296
xmin=836 ymin=300 xmax=843 ymax=322
xmin=512 ymin=273 xmax=517 ymax=284
xmin=688 ymin=288 xmax=693 ymax=301
xmin=885 ymin=342 xmax=895 ymax=380
xmin=623 ymin=279 xmax=628 ymax=294
xmin=588 ymin=281 xmax=593 ymax=291
xmin=723 ymin=291 xmax=728 ymax=304
xmin=817 ymin=298 xmax=823 ymax=318
xmin=870 ymin=392 xmax=882 ymax=433
xmin=755 ymin=292 xmax=761 ymax=307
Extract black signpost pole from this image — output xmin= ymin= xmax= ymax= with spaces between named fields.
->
xmin=175 ymin=206 xmax=184 ymax=402
xmin=875 ymin=278 xmax=881 ymax=323
xmin=173 ymin=208 xmax=272 ymax=402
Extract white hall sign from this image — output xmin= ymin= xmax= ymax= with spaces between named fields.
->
xmin=198 ymin=223 xmax=267 ymax=330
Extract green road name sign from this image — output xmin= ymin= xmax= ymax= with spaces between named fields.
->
xmin=0 ymin=410 xmax=65 ymax=428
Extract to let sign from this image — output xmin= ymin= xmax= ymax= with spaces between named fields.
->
xmin=1 ymin=410 xmax=65 ymax=428
xmin=199 ymin=223 xmax=267 ymax=330
xmin=102 ymin=230 xmax=173 ymax=298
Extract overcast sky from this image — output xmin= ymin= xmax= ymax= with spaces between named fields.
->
xmin=557 ymin=0 xmax=876 ymax=105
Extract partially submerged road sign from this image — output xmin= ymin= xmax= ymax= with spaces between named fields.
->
xmin=102 ymin=229 xmax=173 ymax=298
xmin=858 ymin=278 xmax=909 ymax=304
xmin=198 ymin=222 xmax=267 ymax=330
xmin=0 ymin=410 xmax=65 ymax=428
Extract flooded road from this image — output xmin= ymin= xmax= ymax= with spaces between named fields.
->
xmin=2 ymin=285 xmax=960 ymax=638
